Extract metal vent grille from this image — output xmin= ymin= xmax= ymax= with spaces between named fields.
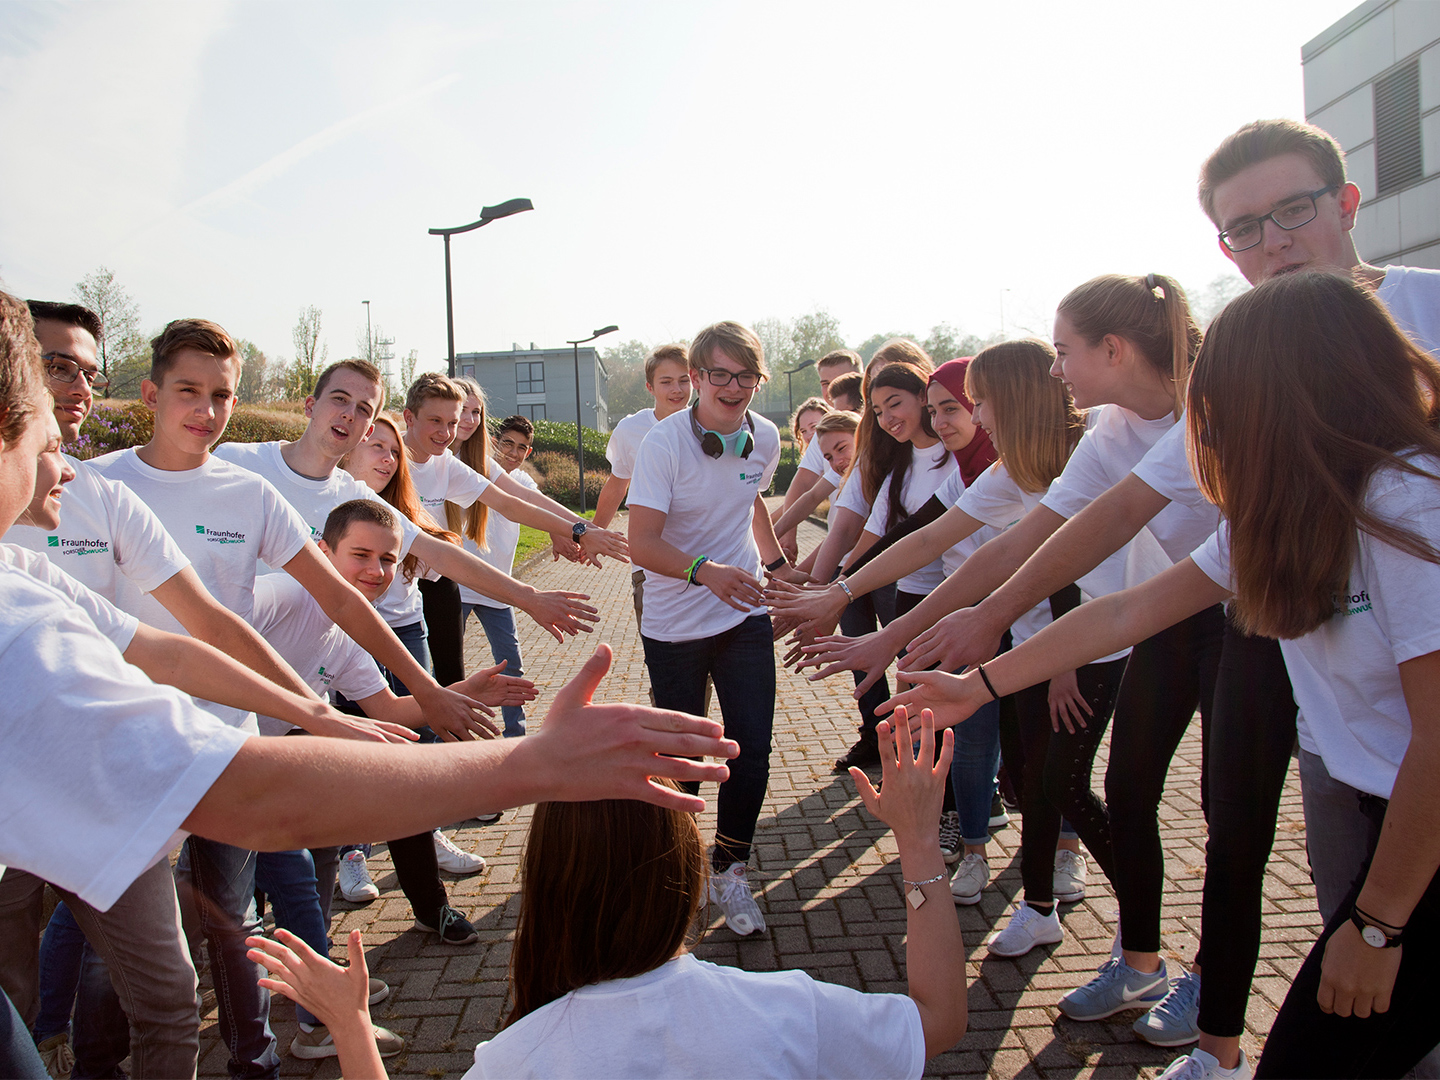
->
xmin=1375 ymin=59 xmax=1422 ymax=196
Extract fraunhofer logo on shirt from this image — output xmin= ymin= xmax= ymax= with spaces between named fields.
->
xmin=47 ymin=536 xmax=109 ymax=556
xmin=195 ymin=525 xmax=247 ymax=545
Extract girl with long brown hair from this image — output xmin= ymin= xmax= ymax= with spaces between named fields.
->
xmin=883 ymin=270 xmax=1440 ymax=1077
xmin=249 ymin=709 xmax=970 ymax=1079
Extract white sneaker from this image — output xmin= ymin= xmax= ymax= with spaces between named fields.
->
xmin=1155 ymin=1048 xmax=1252 ymax=1080
xmin=433 ymin=829 xmax=486 ymax=875
xmin=1053 ymin=849 xmax=1087 ymax=902
xmin=986 ymin=902 xmax=1064 ymax=957
xmin=950 ymin=852 xmax=989 ymax=905
xmin=337 ymin=850 xmax=379 ymax=902
xmin=709 ymin=862 xmax=765 ymax=935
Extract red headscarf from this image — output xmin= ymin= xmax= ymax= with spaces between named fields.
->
xmin=929 ymin=358 xmax=997 ymax=487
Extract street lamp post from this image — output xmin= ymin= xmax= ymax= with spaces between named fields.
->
xmin=783 ymin=359 xmax=816 ymax=464
xmin=362 ymin=300 xmax=372 ymax=362
xmin=428 ymin=198 xmax=534 ymax=378
xmin=566 ymin=325 xmax=619 ymax=513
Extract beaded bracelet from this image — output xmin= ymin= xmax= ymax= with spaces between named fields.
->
xmin=902 ymin=871 xmax=947 ymax=910
xmin=685 ymin=555 xmax=710 ymax=587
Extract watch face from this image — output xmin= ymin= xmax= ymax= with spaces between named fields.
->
xmin=1361 ymin=924 xmax=1388 ymax=949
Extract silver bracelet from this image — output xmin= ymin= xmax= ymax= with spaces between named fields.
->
xmin=836 ymin=577 xmax=855 ymax=602
xmin=902 ymin=871 xmax=947 ymax=910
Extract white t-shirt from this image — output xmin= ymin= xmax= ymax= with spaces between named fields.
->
xmin=0 ymin=543 xmax=139 ymax=650
xmin=249 ymin=575 xmax=388 ymax=736
xmin=408 ymin=448 xmax=491 ymax=522
xmin=605 ymin=408 xmax=660 ymax=481
xmin=460 ymin=464 xmax=540 ymax=609
xmin=834 ymin=460 xmax=877 ymax=522
xmin=864 ymin=442 xmax=958 ymax=596
xmin=956 ymin=466 xmax=1129 ymax=661
xmin=1191 ymin=459 xmax=1440 ymax=799
xmin=465 ymin=953 xmax=925 ymax=1080
xmin=798 ymin=433 xmax=825 ymax=476
xmin=627 ymin=410 xmax=781 ymax=641
xmin=1376 ymin=265 xmax=1440 ymax=359
xmin=89 ymin=449 xmax=313 ymax=732
xmin=8 ymin=455 xmax=190 ymax=603
xmin=823 ymin=464 xmax=848 ymax=530
xmin=1041 ymin=404 xmax=1215 ymax=567
xmin=0 ymin=566 xmax=249 ymax=911
xmin=213 ymin=440 xmax=421 ymax=563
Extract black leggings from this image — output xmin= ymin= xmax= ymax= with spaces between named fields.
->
xmin=838 ymin=582 xmax=897 ymax=741
xmin=1014 ymin=658 xmax=1127 ymax=904
xmin=1256 ymin=796 xmax=1440 ymax=1078
xmin=418 ymin=576 xmax=465 ymax=685
xmin=1194 ymin=624 xmax=1298 ymax=1037
xmin=1104 ymin=604 xmax=1225 ymax=954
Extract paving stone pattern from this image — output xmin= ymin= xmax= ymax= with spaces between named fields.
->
xmin=199 ymin=509 xmax=1322 ymax=1078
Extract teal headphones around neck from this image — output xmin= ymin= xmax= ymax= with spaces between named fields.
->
xmin=689 ymin=402 xmax=755 ymax=459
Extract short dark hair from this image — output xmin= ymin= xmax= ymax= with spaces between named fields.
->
xmin=1198 ymin=119 xmax=1347 ymax=226
xmin=313 ymin=359 xmax=384 ymax=408
xmin=322 ymin=498 xmax=401 ymax=550
xmin=828 ymin=370 xmax=863 ymax=408
xmin=149 ymin=318 xmax=239 ymax=385
xmin=496 ymin=414 xmax=533 ymax=439
xmin=26 ymin=300 xmax=102 ymax=342
xmin=817 ymin=348 xmax=861 ymax=374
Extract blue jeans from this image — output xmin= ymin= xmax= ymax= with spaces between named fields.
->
xmin=950 ymin=698 xmax=1001 ymax=847
xmin=176 ymin=838 xmax=278 ymax=1078
xmin=35 ymin=903 xmax=129 ymax=1078
xmin=462 ymin=603 xmax=526 ymax=737
xmin=1297 ymin=748 xmax=1379 ymax=924
xmin=0 ymin=988 xmax=44 ymax=1080
xmin=643 ymin=614 xmax=775 ymax=869
xmin=254 ymin=849 xmax=334 ymax=1027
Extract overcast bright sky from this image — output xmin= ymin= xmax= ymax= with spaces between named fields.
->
xmin=0 ymin=0 xmax=1364 ymax=375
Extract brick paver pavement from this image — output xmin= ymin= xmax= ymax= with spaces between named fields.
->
xmin=199 ymin=509 xmax=1322 ymax=1079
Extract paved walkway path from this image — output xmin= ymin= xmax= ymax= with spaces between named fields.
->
xmin=199 ymin=510 xmax=1322 ymax=1079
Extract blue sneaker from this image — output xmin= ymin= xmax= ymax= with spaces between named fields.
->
xmin=1134 ymin=970 xmax=1201 ymax=1046
xmin=1058 ymin=957 xmax=1169 ymax=1021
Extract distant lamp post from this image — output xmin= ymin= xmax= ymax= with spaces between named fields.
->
xmin=566 ymin=325 xmax=619 ymax=513
xmin=362 ymin=300 xmax=372 ymax=361
xmin=428 ymin=198 xmax=534 ymax=378
xmin=783 ymin=359 xmax=816 ymax=464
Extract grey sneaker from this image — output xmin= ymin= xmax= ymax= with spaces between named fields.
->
xmin=1058 ymin=956 xmax=1169 ymax=1021
xmin=949 ymin=852 xmax=988 ymax=905
xmin=709 ymin=862 xmax=765 ymax=935
xmin=1134 ymin=970 xmax=1201 ymax=1046
xmin=1053 ymin=849 xmax=1087 ymax=902
xmin=291 ymin=1023 xmax=404 ymax=1060
xmin=938 ymin=811 xmax=962 ymax=865
xmin=37 ymin=1033 xmax=74 ymax=1080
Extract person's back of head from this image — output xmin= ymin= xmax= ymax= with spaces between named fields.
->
xmin=965 ymin=339 xmax=1084 ymax=494
xmin=506 ymin=791 xmax=705 ymax=1027
xmin=1198 ymin=119 xmax=1347 ymax=227
xmin=828 ymin=371 xmax=863 ymax=412
xmin=0 ymin=291 xmax=45 ymax=441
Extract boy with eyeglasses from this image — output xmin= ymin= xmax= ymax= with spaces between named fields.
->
xmin=627 ymin=321 xmax=789 ymax=936
xmin=458 ymin=415 xmax=541 ymax=737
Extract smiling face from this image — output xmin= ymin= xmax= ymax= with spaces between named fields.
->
xmin=817 ymin=430 xmax=855 ymax=475
xmin=304 ymin=368 xmax=382 ymax=459
xmin=142 ymin=348 xmax=239 ymax=467
xmin=692 ymin=347 xmax=760 ymax=433
xmin=1211 ymin=152 xmax=1361 ymax=285
xmin=1051 ymin=311 xmax=1121 ymax=410
xmin=456 ymin=393 xmax=484 ymax=443
xmin=345 ymin=423 xmax=402 ymax=493
xmin=926 ymin=382 xmax=976 ymax=452
xmin=319 ymin=519 xmax=400 ymax=602
xmin=647 ymin=358 xmax=693 ymax=419
xmin=33 ymin=319 xmax=100 ymax=443
xmin=870 ymin=382 xmax=929 ymax=446
xmin=795 ymin=407 xmax=826 ymax=448
xmin=0 ymin=390 xmax=50 ymax=532
xmin=18 ymin=411 xmax=74 ymax=530
xmin=494 ymin=426 xmax=534 ymax=472
xmin=403 ymin=397 xmax=462 ymax=460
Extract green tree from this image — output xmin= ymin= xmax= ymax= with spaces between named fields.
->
xmin=1188 ymin=273 xmax=1250 ymax=328
xmin=399 ymin=349 xmax=418 ymax=394
xmin=599 ymin=339 xmax=653 ymax=424
xmin=235 ymin=339 xmax=274 ymax=403
xmin=857 ymin=331 xmax=915 ymax=364
xmin=73 ymin=267 xmax=144 ymax=398
xmin=287 ymin=306 xmax=328 ymax=398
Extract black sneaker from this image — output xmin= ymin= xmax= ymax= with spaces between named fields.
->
xmin=413 ymin=905 xmax=478 ymax=946
xmin=989 ymin=791 xmax=1011 ymax=830
xmin=833 ymin=736 xmax=881 ymax=773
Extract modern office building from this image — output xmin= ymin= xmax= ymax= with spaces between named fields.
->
xmin=1303 ymin=0 xmax=1440 ymax=267
xmin=456 ymin=343 xmax=610 ymax=431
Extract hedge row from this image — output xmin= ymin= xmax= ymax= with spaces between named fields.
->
xmin=69 ymin=402 xmax=309 ymax=462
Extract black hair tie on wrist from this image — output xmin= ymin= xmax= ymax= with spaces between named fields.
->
xmin=976 ymin=662 xmax=1000 ymax=701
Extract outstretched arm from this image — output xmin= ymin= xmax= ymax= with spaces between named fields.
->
xmin=592 ymin=475 xmax=630 ymax=530
xmin=851 ymin=706 xmax=967 ymax=1056
xmin=491 ymin=470 xmax=629 ymax=564
xmin=185 ymin=645 xmax=740 ymax=849
xmin=771 ymin=473 xmax=833 ymax=538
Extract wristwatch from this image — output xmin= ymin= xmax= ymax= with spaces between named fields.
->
xmin=1350 ymin=905 xmax=1404 ymax=948
xmin=572 ymin=521 xmax=589 ymax=543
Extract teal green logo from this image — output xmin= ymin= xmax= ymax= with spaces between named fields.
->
xmin=46 ymin=536 xmax=58 ymax=548
xmin=196 ymin=525 xmax=205 ymax=533
xmin=54 ymin=537 xmax=108 ymax=556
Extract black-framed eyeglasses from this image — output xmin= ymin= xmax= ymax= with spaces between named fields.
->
xmin=698 ymin=367 xmax=764 ymax=389
xmin=1218 ymin=185 xmax=1339 ymax=252
xmin=496 ymin=436 xmax=533 ymax=456
xmin=42 ymin=352 xmax=109 ymax=389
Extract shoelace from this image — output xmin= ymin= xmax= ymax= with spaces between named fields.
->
xmin=715 ymin=871 xmax=757 ymax=911
xmin=1153 ymin=974 xmax=1200 ymax=1018
xmin=938 ymin=815 xmax=961 ymax=848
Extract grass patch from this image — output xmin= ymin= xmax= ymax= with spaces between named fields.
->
xmin=515 ymin=509 xmax=598 ymax=568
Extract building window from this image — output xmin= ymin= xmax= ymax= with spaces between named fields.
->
xmin=521 ymin=404 xmax=546 ymax=422
xmin=1375 ymin=59 xmax=1422 ymax=196
xmin=460 ymin=364 xmax=475 ymax=379
xmin=516 ymin=361 xmax=545 ymax=395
